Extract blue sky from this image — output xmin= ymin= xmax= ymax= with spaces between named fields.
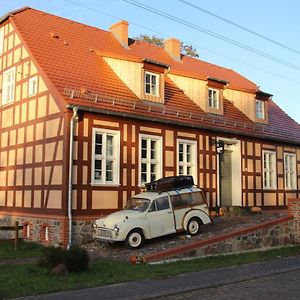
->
xmin=1 ymin=0 xmax=300 ymax=123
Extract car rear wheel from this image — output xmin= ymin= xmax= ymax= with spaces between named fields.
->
xmin=125 ymin=229 xmax=144 ymax=248
xmin=187 ymin=217 xmax=201 ymax=236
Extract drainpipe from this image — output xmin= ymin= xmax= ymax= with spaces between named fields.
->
xmin=67 ymin=106 xmax=78 ymax=250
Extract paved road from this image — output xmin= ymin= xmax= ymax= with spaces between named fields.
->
xmin=18 ymin=255 xmax=300 ymax=300
xmin=160 ymin=269 xmax=300 ymax=300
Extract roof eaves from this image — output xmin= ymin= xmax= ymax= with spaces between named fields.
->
xmin=0 ymin=6 xmax=31 ymax=24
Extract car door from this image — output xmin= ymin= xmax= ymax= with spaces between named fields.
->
xmin=146 ymin=195 xmax=175 ymax=238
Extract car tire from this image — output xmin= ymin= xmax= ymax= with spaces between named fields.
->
xmin=125 ymin=229 xmax=144 ymax=249
xmin=187 ymin=217 xmax=201 ymax=236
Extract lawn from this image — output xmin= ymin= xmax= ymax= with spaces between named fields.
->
xmin=0 ymin=243 xmax=300 ymax=299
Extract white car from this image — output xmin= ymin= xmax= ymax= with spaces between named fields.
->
xmin=94 ymin=181 xmax=211 ymax=248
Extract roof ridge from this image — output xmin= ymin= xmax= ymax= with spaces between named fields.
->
xmin=0 ymin=6 xmax=31 ymax=24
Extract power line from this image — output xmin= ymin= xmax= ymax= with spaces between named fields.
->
xmin=60 ymin=0 xmax=300 ymax=85
xmin=123 ymin=0 xmax=300 ymax=71
xmin=179 ymin=0 xmax=300 ymax=56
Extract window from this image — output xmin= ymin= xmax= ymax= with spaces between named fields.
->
xmin=208 ymin=88 xmax=219 ymax=109
xmin=144 ymin=71 xmax=159 ymax=96
xmin=284 ymin=153 xmax=297 ymax=190
xmin=2 ymin=67 xmax=16 ymax=105
xmin=28 ymin=76 xmax=38 ymax=96
xmin=139 ymin=135 xmax=162 ymax=184
xmin=263 ymin=151 xmax=276 ymax=189
xmin=92 ymin=128 xmax=120 ymax=185
xmin=26 ymin=224 xmax=30 ymax=238
xmin=177 ymin=139 xmax=197 ymax=180
xmin=45 ymin=226 xmax=49 ymax=241
xmin=149 ymin=196 xmax=170 ymax=212
xmin=0 ymin=29 xmax=3 ymax=55
xmin=256 ymin=100 xmax=265 ymax=119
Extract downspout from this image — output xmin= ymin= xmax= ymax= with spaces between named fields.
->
xmin=67 ymin=106 xmax=78 ymax=250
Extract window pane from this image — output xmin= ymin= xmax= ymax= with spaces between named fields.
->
xmin=96 ymin=134 xmax=102 ymax=144
xmin=107 ymin=135 xmax=114 ymax=156
xmin=179 ymin=165 xmax=184 ymax=175
xmin=151 ymin=140 xmax=156 ymax=159
xmin=95 ymin=145 xmax=102 ymax=155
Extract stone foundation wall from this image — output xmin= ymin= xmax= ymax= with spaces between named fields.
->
xmin=0 ymin=214 xmax=68 ymax=247
xmin=169 ymin=219 xmax=296 ymax=260
xmin=288 ymin=199 xmax=300 ymax=243
xmin=72 ymin=219 xmax=94 ymax=245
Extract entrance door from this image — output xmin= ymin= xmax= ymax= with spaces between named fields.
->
xmin=221 ymin=150 xmax=232 ymax=207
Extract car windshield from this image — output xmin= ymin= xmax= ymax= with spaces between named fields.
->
xmin=125 ymin=198 xmax=150 ymax=212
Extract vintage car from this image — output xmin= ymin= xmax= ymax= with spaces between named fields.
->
xmin=93 ymin=176 xmax=211 ymax=248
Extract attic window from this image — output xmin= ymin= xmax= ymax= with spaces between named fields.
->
xmin=256 ymin=100 xmax=265 ymax=119
xmin=208 ymin=88 xmax=219 ymax=109
xmin=145 ymin=71 xmax=159 ymax=97
xmin=28 ymin=76 xmax=38 ymax=96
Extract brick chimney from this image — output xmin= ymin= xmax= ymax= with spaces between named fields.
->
xmin=109 ymin=20 xmax=129 ymax=48
xmin=164 ymin=38 xmax=181 ymax=61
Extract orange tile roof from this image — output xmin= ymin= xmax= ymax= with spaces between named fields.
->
xmin=6 ymin=7 xmax=300 ymax=144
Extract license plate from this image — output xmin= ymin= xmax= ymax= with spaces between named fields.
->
xmin=98 ymin=229 xmax=112 ymax=238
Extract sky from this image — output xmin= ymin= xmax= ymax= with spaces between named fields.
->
xmin=1 ymin=0 xmax=300 ymax=123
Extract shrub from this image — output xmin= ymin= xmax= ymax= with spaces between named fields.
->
xmin=65 ymin=246 xmax=90 ymax=273
xmin=43 ymin=246 xmax=66 ymax=268
xmin=41 ymin=245 xmax=89 ymax=273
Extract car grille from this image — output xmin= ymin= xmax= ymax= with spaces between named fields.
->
xmin=98 ymin=228 xmax=113 ymax=239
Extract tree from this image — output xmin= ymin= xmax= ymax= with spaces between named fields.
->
xmin=134 ymin=34 xmax=199 ymax=58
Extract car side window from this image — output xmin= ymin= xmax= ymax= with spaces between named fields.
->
xmin=156 ymin=196 xmax=170 ymax=211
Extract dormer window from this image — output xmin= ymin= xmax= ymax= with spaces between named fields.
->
xmin=208 ymin=88 xmax=219 ymax=109
xmin=256 ymin=100 xmax=265 ymax=119
xmin=145 ymin=71 xmax=159 ymax=97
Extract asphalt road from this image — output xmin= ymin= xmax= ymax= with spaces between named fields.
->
xmin=160 ymin=269 xmax=300 ymax=300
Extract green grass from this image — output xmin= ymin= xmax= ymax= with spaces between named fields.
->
xmin=0 ymin=244 xmax=300 ymax=299
xmin=0 ymin=240 xmax=45 ymax=259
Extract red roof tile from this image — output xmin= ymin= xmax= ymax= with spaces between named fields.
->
xmin=6 ymin=7 xmax=300 ymax=144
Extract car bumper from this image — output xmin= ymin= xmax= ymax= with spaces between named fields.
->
xmin=94 ymin=227 xmax=125 ymax=242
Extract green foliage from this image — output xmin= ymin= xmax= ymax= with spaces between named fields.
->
xmin=0 ymin=245 xmax=300 ymax=298
xmin=134 ymin=34 xmax=199 ymax=58
xmin=65 ymin=246 xmax=90 ymax=273
xmin=43 ymin=246 xmax=66 ymax=268
xmin=42 ymin=245 xmax=89 ymax=273
xmin=0 ymin=241 xmax=45 ymax=259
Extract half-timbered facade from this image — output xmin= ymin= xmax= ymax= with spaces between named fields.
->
xmin=1 ymin=7 xmax=300 ymax=246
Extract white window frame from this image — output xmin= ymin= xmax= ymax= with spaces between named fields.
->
xmin=256 ymin=100 xmax=265 ymax=119
xmin=45 ymin=226 xmax=49 ymax=241
xmin=208 ymin=88 xmax=219 ymax=109
xmin=177 ymin=139 xmax=197 ymax=182
xmin=0 ymin=28 xmax=4 ymax=55
xmin=144 ymin=71 xmax=160 ymax=97
xmin=284 ymin=153 xmax=297 ymax=190
xmin=263 ymin=150 xmax=277 ymax=189
xmin=28 ymin=76 xmax=38 ymax=97
xmin=1 ymin=67 xmax=16 ymax=105
xmin=26 ymin=224 xmax=30 ymax=238
xmin=91 ymin=128 xmax=120 ymax=185
xmin=139 ymin=134 xmax=162 ymax=185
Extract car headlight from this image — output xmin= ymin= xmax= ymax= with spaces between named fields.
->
xmin=92 ymin=221 xmax=97 ymax=228
xmin=113 ymin=225 xmax=120 ymax=233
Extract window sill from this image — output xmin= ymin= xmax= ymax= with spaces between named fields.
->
xmin=90 ymin=182 xmax=120 ymax=187
xmin=1 ymin=100 xmax=14 ymax=108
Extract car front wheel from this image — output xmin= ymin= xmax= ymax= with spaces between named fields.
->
xmin=187 ymin=217 xmax=201 ymax=236
xmin=125 ymin=229 xmax=144 ymax=248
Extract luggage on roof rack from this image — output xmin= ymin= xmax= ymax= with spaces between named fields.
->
xmin=145 ymin=175 xmax=194 ymax=193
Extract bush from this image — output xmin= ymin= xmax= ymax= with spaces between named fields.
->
xmin=65 ymin=246 xmax=90 ymax=273
xmin=43 ymin=246 xmax=66 ymax=268
xmin=42 ymin=245 xmax=89 ymax=273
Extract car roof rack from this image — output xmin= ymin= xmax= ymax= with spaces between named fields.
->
xmin=145 ymin=175 xmax=194 ymax=193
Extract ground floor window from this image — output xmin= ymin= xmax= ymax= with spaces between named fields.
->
xmin=263 ymin=150 xmax=276 ymax=189
xmin=177 ymin=139 xmax=197 ymax=181
xmin=139 ymin=134 xmax=162 ymax=184
xmin=284 ymin=153 xmax=297 ymax=190
xmin=92 ymin=128 xmax=120 ymax=185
